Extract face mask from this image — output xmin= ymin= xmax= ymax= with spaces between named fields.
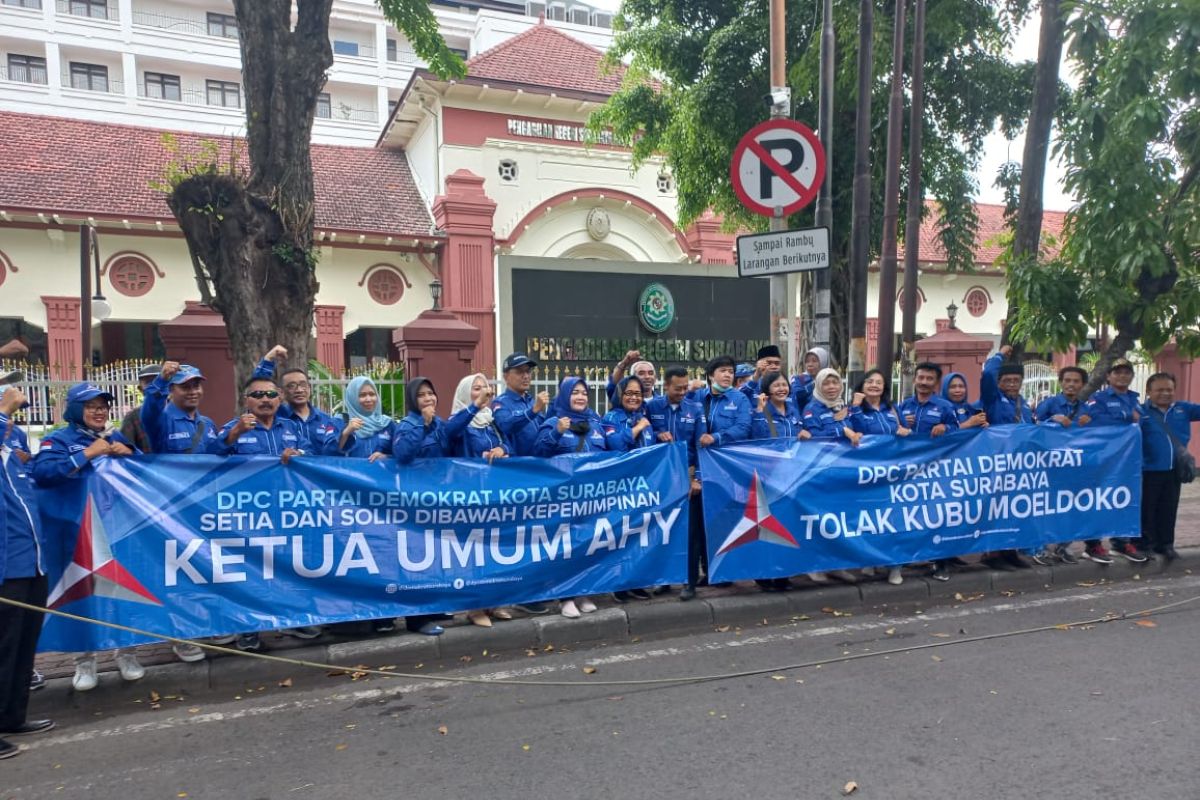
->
xmin=710 ymin=382 xmax=729 ymax=395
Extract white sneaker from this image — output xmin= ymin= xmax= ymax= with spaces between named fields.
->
xmin=560 ymin=599 xmax=581 ymax=619
xmin=860 ymin=567 xmax=878 ymax=577
xmin=887 ymin=567 xmax=904 ymax=585
xmin=116 ymin=652 xmax=145 ymax=682
xmin=206 ymin=634 xmax=236 ymax=645
xmin=172 ymin=642 xmax=206 ymax=663
xmin=808 ymin=572 xmax=830 ymax=584
xmin=72 ymin=655 xmax=98 ymax=692
xmin=578 ymin=597 xmax=597 ymax=614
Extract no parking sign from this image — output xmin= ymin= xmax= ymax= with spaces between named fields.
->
xmin=730 ymin=119 xmax=826 ymax=217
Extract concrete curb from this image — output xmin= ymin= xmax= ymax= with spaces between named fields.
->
xmin=30 ymin=551 xmax=1196 ymax=715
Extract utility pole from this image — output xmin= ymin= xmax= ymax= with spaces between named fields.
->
xmin=875 ymin=0 xmax=907 ymax=374
xmin=768 ymin=0 xmax=791 ymax=372
xmin=899 ymin=0 xmax=926 ymax=395
xmin=813 ymin=0 xmax=834 ymax=354
xmin=846 ymin=0 xmax=874 ymax=389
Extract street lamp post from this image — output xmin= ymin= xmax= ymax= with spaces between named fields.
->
xmin=79 ymin=225 xmax=111 ymax=377
xmin=429 ymin=278 xmax=443 ymax=311
xmin=947 ymin=301 xmax=958 ymax=330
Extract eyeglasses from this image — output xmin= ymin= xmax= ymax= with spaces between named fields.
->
xmin=622 ymin=391 xmax=642 ymax=399
xmin=246 ymin=390 xmax=279 ymax=399
xmin=284 ymin=381 xmax=310 ymax=391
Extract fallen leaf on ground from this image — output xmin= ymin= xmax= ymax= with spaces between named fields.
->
xmin=885 ymin=628 xmax=896 ymax=635
xmin=1134 ymin=619 xmax=1158 ymax=628
xmin=1076 ymin=580 xmax=1097 ymax=587
xmin=930 ymin=633 xmax=951 ymax=638
xmin=953 ymin=593 xmax=965 ymax=601
xmin=459 ymin=655 xmax=473 ymax=663
xmin=582 ymin=666 xmax=597 ymax=675
xmin=716 ymin=625 xmax=731 ymax=633
xmin=187 ymin=707 xmax=200 ymax=714
xmin=335 ymin=743 xmax=348 ymax=751
xmin=843 ymin=780 xmax=860 ymax=795
xmin=931 ymin=655 xmax=943 ymax=662
xmin=521 ymin=744 xmax=531 ymax=751
xmin=437 ymin=725 xmax=448 ymax=735
xmin=543 ymin=644 xmax=555 ymax=652
xmin=770 ymin=675 xmax=786 ymax=681
xmin=525 ymin=649 xmax=538 ymax=657
xmin=278 ymin=678 xmax=293 ymax=688
xmin=149 ymin=690 xmax=161 ymax=702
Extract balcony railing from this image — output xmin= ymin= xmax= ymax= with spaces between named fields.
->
xmin=61 ymin=71 xmax=123 ymax=94
xmin=0 ymin=64 xmax=50 ymax=85
xmin=317 ymin=104 xmax=378 ymax=124
xmin=136 ymin=84 xmax=244 ymax=110
xmin=55 ymin=0 xmax=119 ymax=21
xmin=331 ymin=40 xmax=376 ymax=60
xmin=131 ymin=10 xmax=238 ymax=41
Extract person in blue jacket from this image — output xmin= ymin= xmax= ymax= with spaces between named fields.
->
xmin=743 ymin=345 xmax=784 ymax=402
xmin=849 ymin=369 xmax=911 ymax=437
xmin=942 ymin=371 xmax=990 ymax=430
xmin=216 ymin=378 xmax=310 ymax=461
xmin=251 ymin=345 xmax=341 ymax=449
xmin=491 ymin=353 xmax=550 ymax=458
xmin=1031 ymin=366 xmax=1094 ymax=565
xmin=1140 ymin=372 xmax=1200 ymax=561
xmin=734 ymin=362 xmax=755 ymax=392
xmin=32 ymin=383 xmax=146 ymax=691
xmin=0 ymin=384 xmax=54 ymax=756
xmin=751 ymin=372 xmax=803 ymax=440
xmin=897 ymin=362 xmax=959 ymax=438
xmin=791 ymin=346 xmax=830 ymax=408
xmin=802 ymin=368 xmax=863 ymax=445
xmin=139 ymin=361 xmax=223 ymax=455
xmin=602 ymin=377 xmax=655 ymax=452
xmin=605 ymin=350 xmax=657 ymax=407
xmin=326 ymin=375 xmax=396 ymax=461
xmin=392 ymin=377 xmax=477 ymax=465
xmin=534 ymin=377 xmax=606 ymax=619
xmin=1078 ymin=358 xmax=1147 ymax=562
xmin=979 ymin=345 xmax=1034 ymax=425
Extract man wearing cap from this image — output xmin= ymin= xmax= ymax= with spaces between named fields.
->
xmin=977 ymin=346 xmax=1035 ymax=570
xmin=250 ymin=346 xmax=340 ymax=450
xmin=118 ymin=364 xmax=161 ymax=453
xmin=0 ymin=382 xmax=54 ymax=758
xmin=741 ymin=345 xmax=783 ymax=401
xmin=1078 ymin=357 xmax=1148 ymax=562
xmin=734 ymin=363 xmax=755 ymax=392
xmin=492 ymin=353 xmax=550 ymax=458
xmin=607 ymin=350 xmax=657 ymax=406
xmin=140 ymin=362 xmax=222 ymax=455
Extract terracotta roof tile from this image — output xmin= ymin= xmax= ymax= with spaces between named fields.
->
xmin=465 ymin=20 xmax=626 ymax=96
xmin=900 ymin=200 xmax=1066 ymax=267
xmin=0 ymin=112 xmax=433 ymax=236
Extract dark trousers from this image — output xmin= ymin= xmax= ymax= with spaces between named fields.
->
xmin=687 ymin=492 xmax=709 ymax=587
xmin=1140 ymin=470 xmax=1182 ymax=553
xmin=0 ymin=574 xmax=48 ymax=731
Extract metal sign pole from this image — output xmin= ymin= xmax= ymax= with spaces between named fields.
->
xmin=768 ymin=0 xmax=791 ymax=373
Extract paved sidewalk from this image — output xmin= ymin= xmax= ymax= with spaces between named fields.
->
xmin=28 ymin=546 xmax=1195 ymax=718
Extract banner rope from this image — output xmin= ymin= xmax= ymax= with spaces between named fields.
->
xmin=1 ymin=593 xmax=1196 ymax=688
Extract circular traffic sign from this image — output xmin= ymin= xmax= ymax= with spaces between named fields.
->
xmin=730 ymin=119 xmax=827 ymax=217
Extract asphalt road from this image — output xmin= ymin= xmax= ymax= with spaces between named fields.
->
xmin=5 ymin=574 xmax=1199 ymax=800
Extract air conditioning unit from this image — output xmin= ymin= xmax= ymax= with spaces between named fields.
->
xmin=569 ymin=5 xmax=590 ymax=25
xmin=592 ymin=10 xmax=613 ymax=28
xmin=526 ymin=1 xmax=546 ymax=18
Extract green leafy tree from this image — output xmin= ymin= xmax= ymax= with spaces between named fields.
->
xmin=592 ymin=0 xmax=1036 ymax=361
xmin=1007 ymin=0 xmax=1200 ymax=392
xmin=164 ymin=0 xmax=463 ymax=392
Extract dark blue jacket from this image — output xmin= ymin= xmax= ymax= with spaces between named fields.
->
xmin=979 ymin=354 xmax=1034 ymax=425
xmin=491 ymin=390 xmax=545 ymax=457
xmin=1140 ymin=402 xmax=1200 ymax=471
xmin=460 ymin=422 xmax=509 ymax=459
xmin=848 ymin=401 xmax=905 ymax=436
xmin=534 ymin=414 xmax=608 ymax=455
xmin=32 ymin=426 xmax=139 ymax=487
xmin=1 ymin=412 xmax=42 ymax=584
xmin=1082 ymin=387 xmax=1141 ymax=427
xmin=801 ymin=399 xmax=854 ymax=440
xmin=752 ymin=399 xmax=802 ymax=439
xmin=140 ymin=378 xmax=223 ymax=454
xmin=251 ymin=358 xmax=341 ymax=449
xmin=1036 ymin=393 xmax=1083 ymax=426
xmin=392 ymin=408 xmax=474 ymax=464
xmin=693 ymin=387 xmax=751 ymax=446
xmin=941 ymin=371 xmax=985 ymax=426
xmin=216 ymin=416 xmax=309 ymax=456
xmin=325 ymin=420 xmax=398 ymax=459
xmin=790 ymin=374 xmax=815 ymax=409
xmin=896 ymin=395 xmax=960 ymax=437
xmin=644 ymin=395 xmax=704 ymax=469
xmin=601 ymin=407 xmax=656 ymax=452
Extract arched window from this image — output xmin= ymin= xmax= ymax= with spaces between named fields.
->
xmin=964 ymin=287 xmax=990 ymax=317
xmin=366 ymin=266 xmax=406 ymax=305
xmin=108 ymin=254 xmax=157 ymax=297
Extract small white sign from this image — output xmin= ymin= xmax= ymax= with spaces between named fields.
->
xmin=736 ymin=227 xmax=831 ymax=277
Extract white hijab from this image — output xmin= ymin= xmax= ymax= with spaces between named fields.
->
xmin=811 ymin=367 xmax=845 ymax=410
xmin=452 ymin=373 xmax=494 ymax=429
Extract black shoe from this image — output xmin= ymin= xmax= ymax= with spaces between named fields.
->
xmin=0 ymin=738 xmax=17 ymax=760
xmin=679 ymin=584 xmax=696 ymax=601
xmin=755 ymin=579 xmax=777 ymax=592
xmin=514 ymin=602 xmax=550 ymax=615
xmin=629 ymin=589 xmax=653 ymax=601
xmin=1162 ymin=547 xmax=1180 ymax=561
xmin=372 ymin=618 xmax=396 ymax=633
xmin=1004 ymin=551 xmax=1032 ymax=569
xmin=931 ymin=564 xmax=951 ymax=582
xmin=1 ymin=720 xmax=54 ymax=736
xmin=1031 ymin=550 xmax=1055 ymax=566
xmin=772 ymin=578 xmax=792 ymax=591
xmin=29 ymin=669 xmax=44 ymax=692
xmin=652 ymin=585 xmax=672 ymax=596
xmin=1056 ymin=547 xmax=1079 ymax=564
xmin=236 ymin=633 xmax=262 ymax=651
xmin=611 ymin=591 xmax=633 ymax=604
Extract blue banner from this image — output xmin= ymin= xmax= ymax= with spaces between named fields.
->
xmin=699 ymin=426 xmax=1142 ymax=582
xmin=37 ymin=444 xmax=690 ymax=652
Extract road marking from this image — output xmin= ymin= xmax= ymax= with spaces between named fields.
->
xmin=20 ymin=575 xmax=1199 ymax=753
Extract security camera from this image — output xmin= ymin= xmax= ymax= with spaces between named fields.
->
xmin=764 ymin=87 xmax=791 ymax=115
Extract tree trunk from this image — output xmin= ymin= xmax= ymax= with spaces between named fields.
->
xmin=845 ymin=0 xmax=874 ymax=387
xmin=1001 ymin=0 xmax=1065 ymax=357
xmin=166 ymin=0 xmax=331 ymax=398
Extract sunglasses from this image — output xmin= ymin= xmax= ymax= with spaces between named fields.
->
xmin=246 ymin=390 xmax=280 ymax=399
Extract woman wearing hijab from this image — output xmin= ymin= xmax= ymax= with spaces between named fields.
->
xmin=848 ymin=369 xmax=912 ymax=585
xmin=327 ymin=376 xmax=395 ymax=460
xmin=391 ymin=377 xmax=486 ymax=636
xmin=534 ymin=377 xmax=606 ymax=618
xmin=941 ymin=372 xmax=989 ymax=430
xmin=451 ymin=374 xmax=515 ymax=627
xmin=791 ymin=347 xmax=831 ymax=408
xmin=751 ymin=372 xmax=803 ymax=440
xmin=602 ymin=376 xmax=655 ymax=453
xmin=32 ymin=383 xmax=145 ymax=691
xmin=801 ymin=368 xmax=862 ymax=446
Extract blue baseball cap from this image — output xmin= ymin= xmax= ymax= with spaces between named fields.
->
xmin=66 ymin=383 xmax=113 ymax=405
xmin=503 ymin=352 xmax=538 ymax=372
xmin=169 ymin=365 xmax=206 ymax=385
xmin=735 ymin=363 xmax=755 ymax=379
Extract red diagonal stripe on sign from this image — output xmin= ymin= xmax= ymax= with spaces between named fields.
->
xmin=746 ymin=138 xmax=809 ymax=202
